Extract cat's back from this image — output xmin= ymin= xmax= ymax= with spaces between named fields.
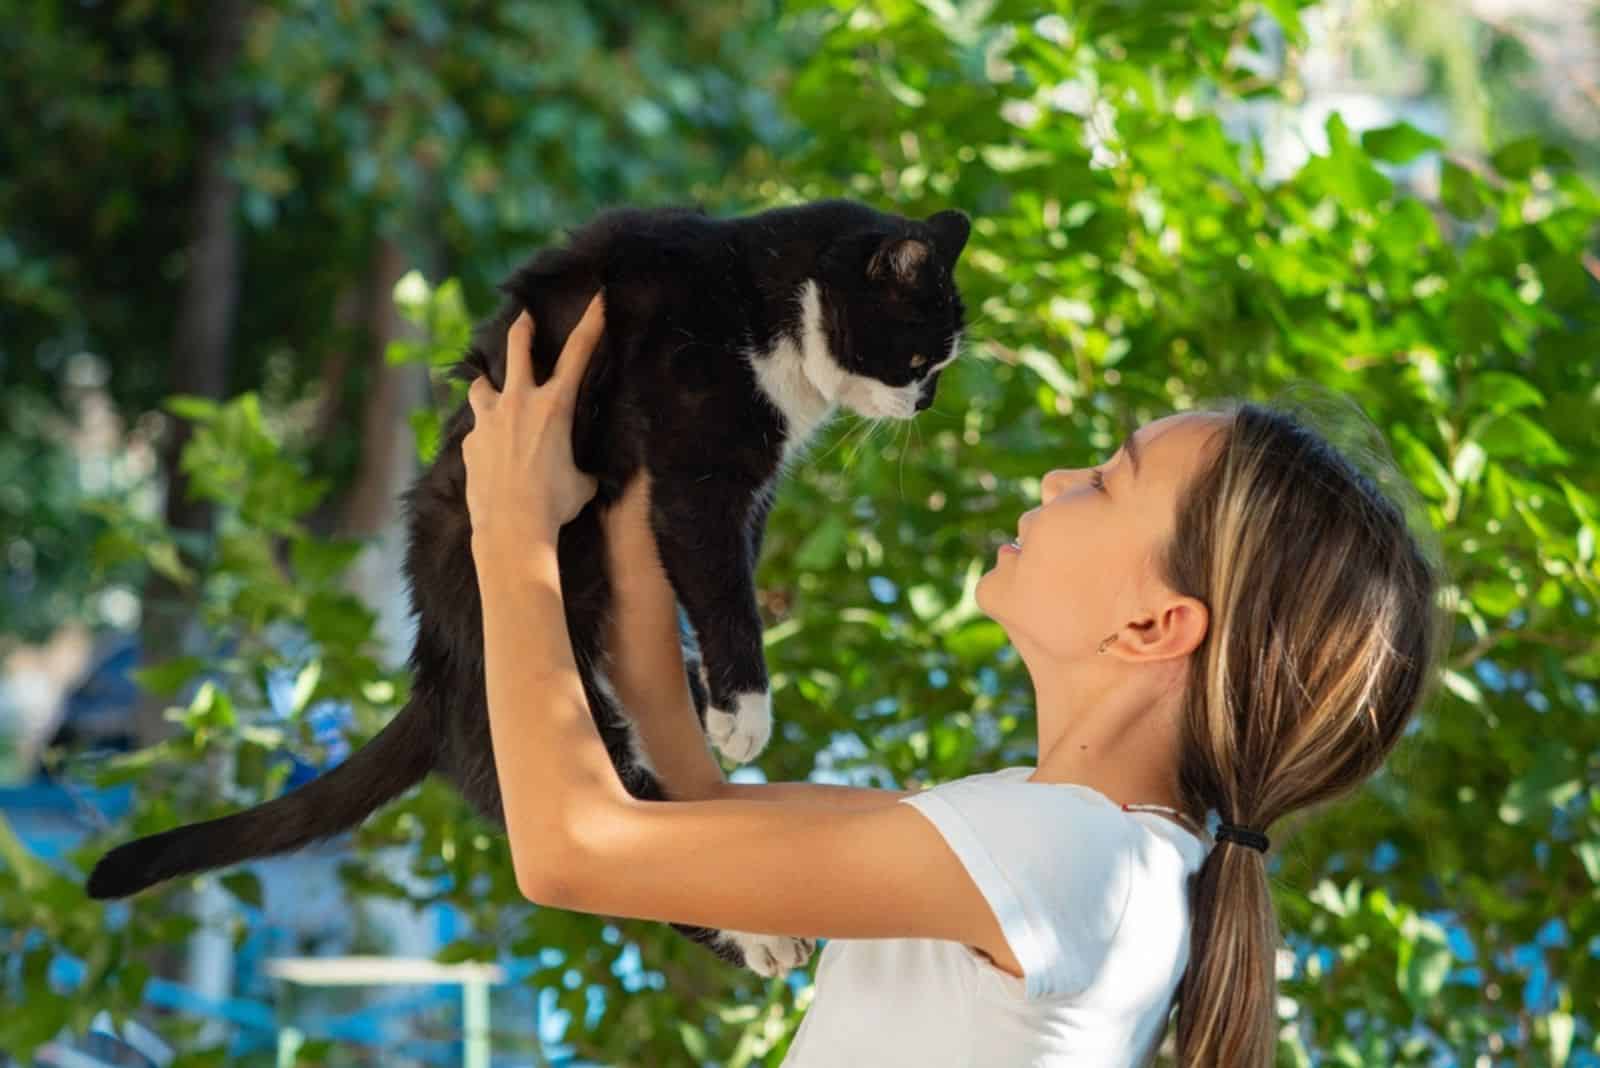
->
xmin=521 ymin=203 xmax=735 ymax=280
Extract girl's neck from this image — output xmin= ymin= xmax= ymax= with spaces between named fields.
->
xmin=1034 ymin=715 xmax=1185 ymax=814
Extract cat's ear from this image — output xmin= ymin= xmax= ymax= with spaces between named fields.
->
xmin=925 ymin=209 xmax=971 ymax=266
xmin=867 ymin=236 xmax=931 ymax=287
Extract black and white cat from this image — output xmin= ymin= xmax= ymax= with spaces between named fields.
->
xmin=87 ymin=198 xmax=971 ymax=975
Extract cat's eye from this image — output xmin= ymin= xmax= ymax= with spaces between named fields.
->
xmin=910 ymin=354 xmax=927 ymax=368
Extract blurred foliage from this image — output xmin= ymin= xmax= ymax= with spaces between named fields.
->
xmin=0 ymin=385 xmax=131 ymax=645
xmin=0 ymin=0 xmax=800 ymax=663
xmin=1378 ymin=0 xmax=1600 ymax=178
xmin=3 ymin=0 xmax=1600 ymax=1065
xmin=0 ymin=0 xmax=796 ymax=410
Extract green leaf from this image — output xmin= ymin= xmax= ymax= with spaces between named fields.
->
xmin=1549 ymin=1010 xmax=1575 ymax=1068
xmin=1468 ymin=411 xmax=1571 ymax=465
xmin=411 ymin=407 xmax=442 ymax=464
xmin=1441 ymin=669 xmax=1483 ymax=705
xmin=1563 ymin=651 xmax=1600 ymax=677
xmin=907 ymin=584 xmax=947 ymax=621
xmin=1016 ymin=345 xmax=1075 ymax=395
xmin=1576 ymin=841 xmax=1600 ymax=885
xmin=0 ymin=986 xmax=72 ymax=1047
xmin=1484 ymin=462 xmax=1512 ymax=518
xmin=184 ymin=681 xmax=237 ymax=730
xmin=1490 ymin=136 xmax=1542 ymax=179
xmin=1308 ymin=878 xmax=1352 ymax=917
xmin=1389 ymin=424 xmax=1454 ymax=504
xmin=165 ymin=394 xmax=219 ymax=422
xmin=291 ymin=660 xmax=322 ymax=715
xmin=881 ymin=66 xmax=925 ymax=108
xmin=979 ymin=144 xmax=1054 ymax=173
xmin=393 ymin=270 xmax=433 ymax=323
xmin=0 ymin=813 xmax=50 ymax=894
xmin=1463 ymin=371 xmax=1545 ymax=414
xmin=1499 ymin=741 xmax=1581 ymax=824
xmin=1450 ymin=441 xmax=1486 ymax=487
xmin=793 ymin=514 xmax=849 ymax=571
xmin=146 ymin=540 xmax=193 ymax=584
xmin=942 ymin=620 xmax=1007 ymax=660
xmin=291 ymin=536 xmax=364 ymax=586
xmin=1441 ymin=160 xmax=1484 ymax=218
xmin=436 ymin=940 xmax=495 ymax=964
xmin=1398 ymin=937 xmax=1452 ymax=1006
xmin=1360 ymin=122 xmax=1441 ymax=164
xmin=1261 ymin=0 xmax=1306 ymax=45
xmin=676 ymin=1020 xmax=711 ymax=1060
xmin=304 ymin=590 xmax=378 ymax=647
xmin=132 ymin=656 xmax=207 ymax=697
xmin=1323 ymin=112 xmax=1392 ymax=209
xmin=220 ymin=871 xmax=263 ymax=909
xmin=1469 ymin=579 xmax=1520 ymax=617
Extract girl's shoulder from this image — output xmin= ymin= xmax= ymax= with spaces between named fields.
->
xmin=924 ymin=765 xmax=1211 ymax=868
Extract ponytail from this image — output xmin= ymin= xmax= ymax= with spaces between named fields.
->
xmin=1172 ymin=838 xmax=1279 ymax=1066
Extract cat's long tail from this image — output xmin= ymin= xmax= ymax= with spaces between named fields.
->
xmin=85 ymin=698 xmax=435 ymax=900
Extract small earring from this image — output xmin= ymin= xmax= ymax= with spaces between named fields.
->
xmin=1097 ymin=632 xmax=1118 ymax=654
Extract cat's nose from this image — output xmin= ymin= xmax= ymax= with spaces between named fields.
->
xmin=915 ymin=388 xmax=934 ymax=411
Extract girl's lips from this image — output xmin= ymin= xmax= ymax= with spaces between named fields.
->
xmin=999 ymin=542 xmax=1019 ymax=555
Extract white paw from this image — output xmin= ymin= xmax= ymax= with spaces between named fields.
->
xmin=722 ymin=929 xmax=816 ymax=978
xmin=707 ymin=690 xmax=771 ymax=764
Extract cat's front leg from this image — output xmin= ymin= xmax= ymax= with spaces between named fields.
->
xmin=649 ymin=480 xmax=773 ymax=764
xmin=702 ymin=679 xmax=770 ymax=765
xmin=718 ymin=931 xmax=817 ymax=978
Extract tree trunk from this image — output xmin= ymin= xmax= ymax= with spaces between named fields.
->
xmin=340 ymin=237 xmax=426 ymax=544
xmin=135 ymin=0 xmax=250 ymax=749
xmin=162 ymin=0 xmax=251 ymax=537
xmin=133 ymin=0 xmax=253 ymax=1013
xmin=341 ymin=235 xmax=429 ymax=674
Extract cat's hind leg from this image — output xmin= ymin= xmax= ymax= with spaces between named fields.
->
xmin=610 ymin=732 xmax=814 ymax=978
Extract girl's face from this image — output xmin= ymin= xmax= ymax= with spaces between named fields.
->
xmin=976 ymin=412 xmax=1229 ymax=662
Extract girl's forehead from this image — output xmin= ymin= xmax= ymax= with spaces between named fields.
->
xmin=1126 ymin=412 xmax=1230 ymax=483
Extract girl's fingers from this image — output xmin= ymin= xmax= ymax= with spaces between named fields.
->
xmin=467 ymin=374 xmax=497 ymax=414
xmin=554 ymin=292 xmax=605 ymax=397
xmin=504 ymin=310 xmax=535 ymax=393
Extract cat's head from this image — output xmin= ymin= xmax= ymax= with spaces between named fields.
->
xmin=812 ymin=208 xmax=971 ymax=420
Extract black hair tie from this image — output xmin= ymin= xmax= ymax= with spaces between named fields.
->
xmin=1215 ymin=822 xmax=1269 ymax=853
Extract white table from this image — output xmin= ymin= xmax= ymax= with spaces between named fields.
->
xmin=264 ymin=955 xmax=506 ymax=1068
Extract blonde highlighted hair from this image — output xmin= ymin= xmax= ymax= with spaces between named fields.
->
xmin=1158 ymin=386 xmax=1452 ymax=1066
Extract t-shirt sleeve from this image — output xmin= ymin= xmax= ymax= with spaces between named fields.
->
xmin=898 ymin=773 xmax=1136 ymax=1000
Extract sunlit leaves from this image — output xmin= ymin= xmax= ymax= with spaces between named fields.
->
xmin=1361 ymin=121 xmax=1443 ymax=164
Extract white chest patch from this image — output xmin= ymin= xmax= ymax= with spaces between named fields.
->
xmin=746 ymin=279 xmax=842 ymax=468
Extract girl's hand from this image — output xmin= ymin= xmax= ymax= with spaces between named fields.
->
xmin=463 ymin=294 xmax=604 ymax=550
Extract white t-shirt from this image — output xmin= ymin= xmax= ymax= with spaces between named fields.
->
xmin=781 ymin=766 xmax=1212 ymax=1067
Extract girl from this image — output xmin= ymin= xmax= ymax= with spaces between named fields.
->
xmin=462 ymin=296 xmax=1448 ymax=1066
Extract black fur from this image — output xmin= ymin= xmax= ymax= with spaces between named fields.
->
xmin=87 ymin=198 xmax=971 ymax=969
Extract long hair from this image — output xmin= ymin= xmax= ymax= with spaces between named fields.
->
xmin=1160 ymin=386 xmax=1452 ymax=1066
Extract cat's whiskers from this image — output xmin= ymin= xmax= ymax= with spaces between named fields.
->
xmin=958 ymin=308 xmax=994 ymax=335
xmin=897 ymin=419 xmax=911 ymax=501
xmin=812 ymin=414 xmax=876 ymax=467
xmin=843 ymin=417 xmax=887 ymax=469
